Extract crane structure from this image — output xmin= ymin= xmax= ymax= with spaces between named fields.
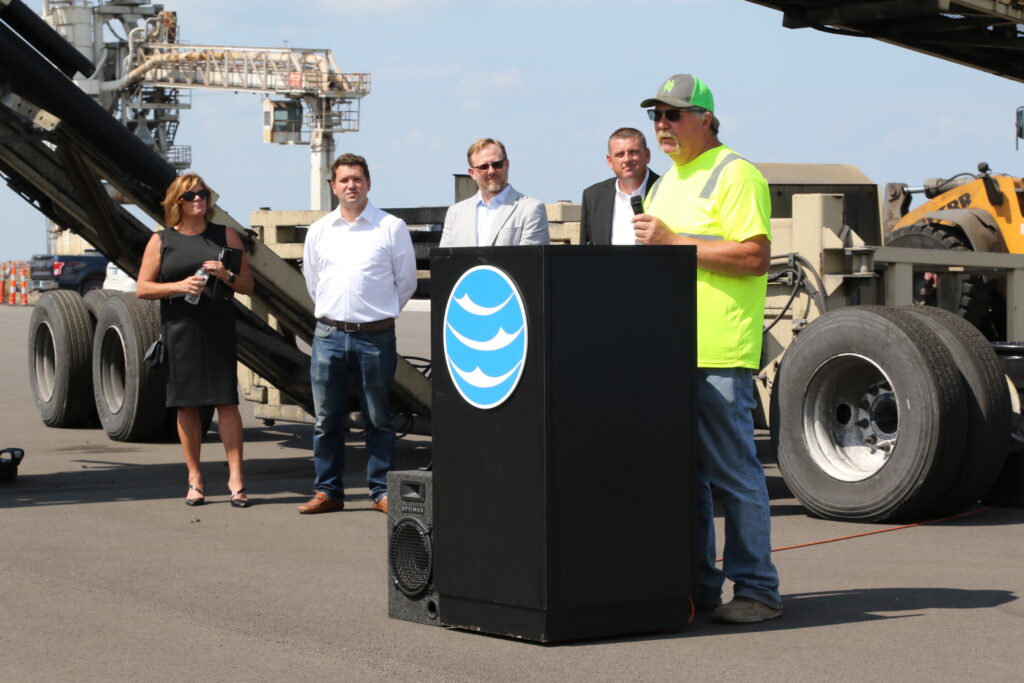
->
xmin=41 ymin=0 xmax=369 ymax=211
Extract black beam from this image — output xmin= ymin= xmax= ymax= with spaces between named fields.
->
xmin=800 ymin=0 xmax=950 ymax=27
xmin=0 ymin=21 xmax=175 ymax=204
xmin=0 ymin=132 xmax=48 ymax=144
xmin=55 ymin=145 xmax=134 ymax=264
xmin=0 ymin=0 xmax=95 ymax=78
xmin=745 ymin=0 xmax=1024 ymax=82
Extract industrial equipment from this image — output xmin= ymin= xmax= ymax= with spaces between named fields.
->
xmin=40 ymin=0 xmax=369 ymax=212
xmin=883 ymin=163 xmax=1024 ymax=340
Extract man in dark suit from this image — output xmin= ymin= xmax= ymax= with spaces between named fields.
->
xmin=579 ymin=127 xmax=660 ymax=245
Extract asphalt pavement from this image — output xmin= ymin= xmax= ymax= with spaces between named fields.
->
xmin=0 ymin=302 xmax=1021 ymax=682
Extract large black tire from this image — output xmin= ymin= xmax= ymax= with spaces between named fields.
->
xmin=886 ymin=221 xmax=1001 ymax=339
xmin=91 ymin=294 xmax=168 ymax=442
xmin=85 ymin=290 xmax=202 ymax=442
xmin=79 ymin=274 xmax=105 ymax=295
xmin=82 ymin=289 xmax=117 ymax=321
xmin=896 ymin=307 xmax=1011 ymax=513
xmin=777 ymin=306 xmax=968 ymax=522
xmin=28 ymin=290 xmax=97 ymax=427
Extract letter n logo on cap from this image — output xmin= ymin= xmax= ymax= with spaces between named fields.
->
xmin=663 ymin=78 xmax=676 ymax=93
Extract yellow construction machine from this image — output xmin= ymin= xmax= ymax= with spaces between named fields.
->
xmin=884 ymin=162 xmax=1024 ymax=339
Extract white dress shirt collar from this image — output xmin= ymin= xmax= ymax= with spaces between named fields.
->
xmin=475 ymin=183 xmax=512 ymax=208
xmin=334 ymin=201 xmax=383 ymax=228
xmin=475 ymin=184 xmax=513 ymax=245
xmin=611 ymin=170 xmax=650 ymax=245
xmin=616 ymin=169 xmax=650 ymax=198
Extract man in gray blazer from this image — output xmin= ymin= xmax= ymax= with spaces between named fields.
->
xmin=580 ymin=127 xmax=659 ymax=245
xmin=440 ymin=138 xmax=549 ymax=247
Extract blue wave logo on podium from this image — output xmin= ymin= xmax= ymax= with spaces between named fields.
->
xmin=443 ymin=265 xmax=528 ymax=409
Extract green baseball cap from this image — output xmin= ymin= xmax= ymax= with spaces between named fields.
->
xmin=640 ymin=74 xmax=715 ymax=112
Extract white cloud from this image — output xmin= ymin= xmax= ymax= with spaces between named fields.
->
xmin=308 ymin=0 xmax=711 ymax=12
xmin=375 ymin=63 xmax=463 ymax=83
xmin=459 ymin=68 xmax=522 ymax=91
xmin=306 ymin=0 xmax=457 ymax=17
xmin=390 ymin=128 xmax=443 ymax=152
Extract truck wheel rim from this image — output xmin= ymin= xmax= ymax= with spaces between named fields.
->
xmin=97 ymin=325 xmax=127 ymax=415
xmin=33 ymin=321 xmax=56 ymax=402
xmin=803 ymin=353 xmax=898 ymax=482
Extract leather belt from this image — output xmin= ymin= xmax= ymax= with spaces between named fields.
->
xmin=318 ymin=317 xmax=394 ymax=332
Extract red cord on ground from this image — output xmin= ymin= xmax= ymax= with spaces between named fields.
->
xmin=716 ymin=506 xmax=993 ymax=563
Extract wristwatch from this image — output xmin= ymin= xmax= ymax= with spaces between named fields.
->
xmin=227 ymin=271 xmax=237 ymax=285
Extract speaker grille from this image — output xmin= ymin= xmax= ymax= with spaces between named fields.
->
xmin=390 ymin=518 xmax=432 ymax=596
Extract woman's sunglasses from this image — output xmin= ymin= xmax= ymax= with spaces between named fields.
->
xmin=179 ymin=189 xmax=211 ymax=201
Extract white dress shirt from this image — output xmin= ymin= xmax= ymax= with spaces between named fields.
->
xmin=610 ymin=169 xmax=651 ymax=245
xmin=303 ymin=201 xmax=417 ymax=322
xmin=474 ymin=184 xmax=512 ymax=246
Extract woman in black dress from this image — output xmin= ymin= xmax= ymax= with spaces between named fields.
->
xmin=136 ymin=173 xmax=254 ymax=507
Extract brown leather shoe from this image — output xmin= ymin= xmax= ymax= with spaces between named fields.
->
xmin=371 ymin=495 xmax=388 ymax=514
xmin=297 ymin=491 xmax=344 ymax=514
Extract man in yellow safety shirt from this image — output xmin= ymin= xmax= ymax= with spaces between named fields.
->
xmin=632 ymin=73 xmax=782 ymax=624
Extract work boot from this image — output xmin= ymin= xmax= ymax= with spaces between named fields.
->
xmin=711 ymin=597 xmax=782 ymax=624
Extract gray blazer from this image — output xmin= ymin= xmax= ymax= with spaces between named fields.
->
xmin=439 ymin=185 xmax=550 ymax=247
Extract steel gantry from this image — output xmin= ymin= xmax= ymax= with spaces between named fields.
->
xmin=42 ymin=0 xmax=369 ymax=210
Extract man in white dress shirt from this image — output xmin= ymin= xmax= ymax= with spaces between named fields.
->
xmin=439 ymin=138 xmax=549 ymax=247
xmin=298 ymin=153 xmax=417 ymax=515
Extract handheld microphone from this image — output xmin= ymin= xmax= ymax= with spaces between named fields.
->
xmin=630 ymin=195 xmax=644 ymax=215
xmin=630 ymin=195 xmax=645 ymax=245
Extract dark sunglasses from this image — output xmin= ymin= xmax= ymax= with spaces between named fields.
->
xmin=647 ymin=108 xmax=704 ymax=122
xmin=179 ymin=189 xmax=211 ymax=201
xmin=472 ymin=158 xmax=506 ymax=172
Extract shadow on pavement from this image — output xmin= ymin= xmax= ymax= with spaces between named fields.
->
xmin=687 ymin=586 xmax=1019 ymax=637
xmin=553 ymin=586 xmax=1018 ymax=646
xmin=0 ymin=427 xmax=432 ymax=508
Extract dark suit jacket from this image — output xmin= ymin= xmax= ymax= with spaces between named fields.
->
xmin=579 ymin=171 xmax=660 ymax=245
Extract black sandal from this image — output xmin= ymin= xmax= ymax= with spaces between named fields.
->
xmin=185 ymin=483 xmax=205 ymax=507
xmin=229 ymin=488 xmax=251 ymax=508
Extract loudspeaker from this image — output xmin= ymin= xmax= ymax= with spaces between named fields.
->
xmin=386 ymin=469 xmax=441 ymax=625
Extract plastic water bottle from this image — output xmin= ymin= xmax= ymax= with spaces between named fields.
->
xmin=184 ymin=267 xmax=208 ymax=305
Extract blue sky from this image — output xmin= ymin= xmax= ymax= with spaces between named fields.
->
xmin=3 ymin=0 xmax=1024 ymax=261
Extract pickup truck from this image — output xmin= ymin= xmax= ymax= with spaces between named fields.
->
xmin=30 ymin=251 xmax=109 ymax=294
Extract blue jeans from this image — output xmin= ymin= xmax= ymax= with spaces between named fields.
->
xmin=695 ymin=368 xmax=782 ymax=609
xmin=310 ymin=322 xmax=397 ymax=502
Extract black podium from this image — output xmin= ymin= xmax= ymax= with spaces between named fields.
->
xmin=430 ymin=245 xmax=697 ymax=643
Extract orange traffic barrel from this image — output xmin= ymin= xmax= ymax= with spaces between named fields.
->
xmin=6 ymin=262 xmax=15 ymax=305
xmin=19 ymin=263 xmax=28 ymax=305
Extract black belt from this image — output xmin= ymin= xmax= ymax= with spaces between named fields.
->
xmin=318 ymin=317 xmax=394 ymax=332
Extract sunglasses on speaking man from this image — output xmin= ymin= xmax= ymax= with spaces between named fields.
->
xmin=179 ymin=189 xmax=211 ymax=201
xmin=647 ymin=108 xmax=705 ymax=123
